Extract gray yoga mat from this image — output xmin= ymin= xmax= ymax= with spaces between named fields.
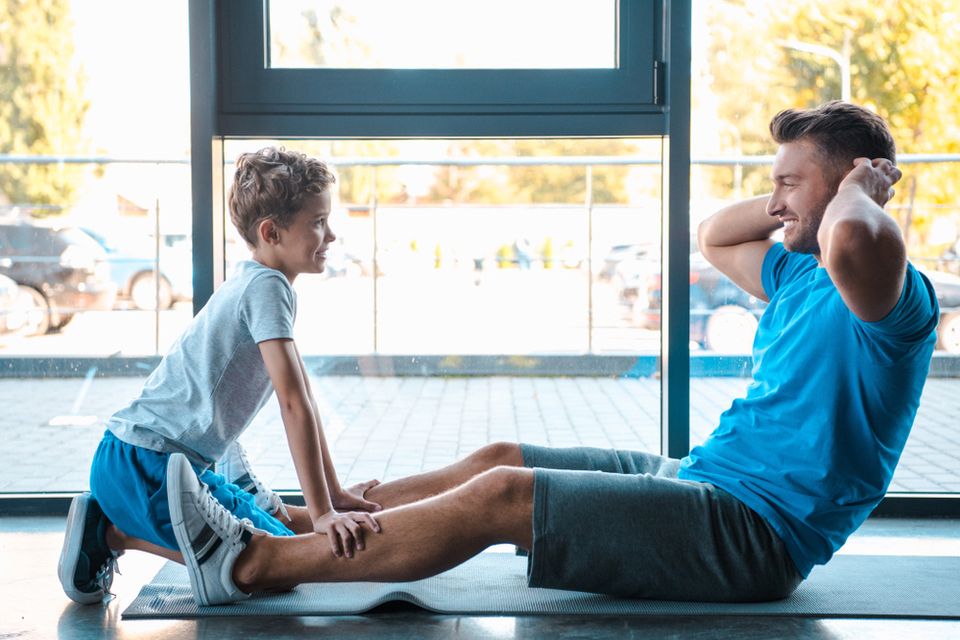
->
xmin=122 ymin=552 xmax=960 ymax=619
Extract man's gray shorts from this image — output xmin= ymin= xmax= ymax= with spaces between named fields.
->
xmin=521 ymin=444 xmax=802 ymax=602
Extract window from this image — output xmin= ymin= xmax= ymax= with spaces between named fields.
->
xmin=217 ymin=0 xmax=666 ymax=138
xmin=691 ymin=0 xmax=960 ymax=497
xmin=0 ymin=0 xmax=191 ymax=494
xmin=267 ymin=0 xmax=618 ymax=69
xmin=221 ymin=137 xmax=664 ymax=490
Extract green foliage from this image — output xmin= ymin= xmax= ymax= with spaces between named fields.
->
xmin=425 ymin=139 xmax=641 ymax=205
xmin=0 ymin=0 xmax=89 ymax=211
xmin=702 ymin=0 xmax=960 ymax=249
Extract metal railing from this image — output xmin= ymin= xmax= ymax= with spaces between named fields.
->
xmin=1 ymin=153 xmax=958 ymax=357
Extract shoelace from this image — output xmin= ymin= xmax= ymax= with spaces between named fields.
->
xmin=94 ymin=552 xmax=122 ymax=600
xmin=235 ymin=445 xmax=291 ymax=522
xmin=197 ymin=484 xmax=245 ymax=540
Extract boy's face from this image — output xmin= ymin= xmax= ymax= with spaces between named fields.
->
xmin=276 ymin=190 xmax=336 ymax=276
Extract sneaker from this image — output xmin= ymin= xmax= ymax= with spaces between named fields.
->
xmin=216 ymin=441 xmax=290 ymax=521
xmin=58 ymin=493 xmax=123 ymax=605
xmin=167 ymin=452 xmax=257 ymax=606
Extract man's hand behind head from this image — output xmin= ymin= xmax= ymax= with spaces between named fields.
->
xmin=838 ymin=158 xmax=902 ymax=209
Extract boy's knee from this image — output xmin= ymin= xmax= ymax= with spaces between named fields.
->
xmin=470 ymin=442 xmax=523 ymax=469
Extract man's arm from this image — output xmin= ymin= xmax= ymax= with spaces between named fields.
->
xmin=818 ymin=158 xmax=905 ymax=323
xmin=697 ymin=195 xmax=781 ymax=301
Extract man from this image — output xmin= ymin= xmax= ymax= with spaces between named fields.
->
xmin=109 ymin=102 xmax=942 ymax=606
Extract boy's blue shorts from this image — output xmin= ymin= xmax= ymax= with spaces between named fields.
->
xmin=90 ymin=431 xmax=294 ymax=551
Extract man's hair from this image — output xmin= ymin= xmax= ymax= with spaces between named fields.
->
xmin=769 ymin=101 xmax=896 ymax=180
xmin=228 ymin=147 xmax=336 ymax=247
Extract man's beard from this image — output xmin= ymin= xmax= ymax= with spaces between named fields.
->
xmin=783 ymin=191 xmax=834 ymax=255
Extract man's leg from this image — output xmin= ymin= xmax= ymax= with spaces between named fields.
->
xmin=231 ymin=465 xmax=534 ymax=593
xmin=279 ymin=441 xmax=524 ymax=532
xmin=362 ymin=441 xmax=524 ymax=508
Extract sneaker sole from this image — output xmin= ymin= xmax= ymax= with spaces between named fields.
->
xmin=166 ymin=454 xmax=211 ymax=606
xmin=58 ymin=493 xmax=103 ymax=605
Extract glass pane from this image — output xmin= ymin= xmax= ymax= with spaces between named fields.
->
xmin=0 ymin=0 xmax=191 ymax=493
xmin=267 ymin=0 xmax=617 ymax=69
xmin=691 ymin=1 xmax=960 ymax=497
xmin=222 ymin=138 xmax=662 ymax=490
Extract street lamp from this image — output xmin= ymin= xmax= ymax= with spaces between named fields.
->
xmin=777 ymin=29 xmax=852 ymax=102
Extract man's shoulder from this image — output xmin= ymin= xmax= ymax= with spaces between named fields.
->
xmin=762 ymin=243 xmax=818 ymax=296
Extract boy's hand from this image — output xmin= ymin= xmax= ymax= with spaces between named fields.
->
xmin=314 ymin=509 xmax=381 ymax=558
xmin=838 ymin=157 xmax=902 ymax=208
xmin=333 ymin=479 xmax=383 ymax=513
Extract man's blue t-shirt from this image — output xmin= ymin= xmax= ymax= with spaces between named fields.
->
xmin=678 ymin=242 xmax=938 ymax=577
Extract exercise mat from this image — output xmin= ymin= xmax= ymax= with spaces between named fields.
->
xmin=123 ymin=552 xmax=960 ymax=619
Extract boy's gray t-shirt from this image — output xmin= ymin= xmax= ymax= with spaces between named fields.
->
xmin=106 ymin=261 xmax=296 ymax=466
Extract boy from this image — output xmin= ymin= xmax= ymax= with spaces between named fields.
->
xmin=59 ymin=147 xmax=382 ymax=605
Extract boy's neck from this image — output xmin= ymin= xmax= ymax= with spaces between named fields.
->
xmin=250 ymin=251 xmax=296 ymax=284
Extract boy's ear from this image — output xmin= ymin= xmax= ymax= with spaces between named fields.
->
xmin=257 ymin=219 xmax=280 ymax=246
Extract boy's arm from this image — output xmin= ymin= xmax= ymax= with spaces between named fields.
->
xmin=258 ymin=338 xmax=334 ymax=524
xmin=697 ymin=195 xmax=781 ymax=301
xmin=292 ymin=343 xmax=380 ymax=512
xmin=818 ymin=158 xmax=905 ymax=322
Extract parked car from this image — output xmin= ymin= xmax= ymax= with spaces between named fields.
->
xmin=918 ymin=267 xmax=960 ymax=353
xmin=80 ymin=229 xmax=192 ymax=310
xmin=619 ymin=252 xmax=767 ymax=353
xmin=622 ymin=256 xmax=960 ymax=354
xmin=0 ymin=223 xmax=116 ymax=334
xmin=598 ymin=243 xmax=657 ymax=282
xmin=320 ymin=243 xmax=368 ymax=278
xmin=0 ymin=273 xmax=19 ymax=334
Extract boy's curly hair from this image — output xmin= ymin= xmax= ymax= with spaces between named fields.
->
xmin=228 ymin=147 xmax=337 ymax=247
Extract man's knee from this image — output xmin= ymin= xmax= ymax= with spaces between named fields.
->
xmin=468 ymin=442 xmax=524 ymax=469
xmin=471 ymin=465 xmax=534 ymax=509
xmin=458 ymin=466 xmax=533 ymax=544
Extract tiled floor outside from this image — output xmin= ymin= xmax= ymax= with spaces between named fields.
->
xmin=1 ymin=375 xmax=959 ymax=494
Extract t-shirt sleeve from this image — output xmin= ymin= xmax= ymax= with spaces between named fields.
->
xmin=856 ymin=264 xmax=939 ymax=344
xmin=761 ymin=242 xmax=817 ymax=299
xmin=237 ymin=271 xmax=296 ymax=343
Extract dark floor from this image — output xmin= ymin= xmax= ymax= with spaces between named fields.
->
xmin=3 ymin=515 xmax=959 ymax=640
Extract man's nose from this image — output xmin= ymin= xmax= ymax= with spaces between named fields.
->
xmin=766 ymin=193 xmax=784 ymax=217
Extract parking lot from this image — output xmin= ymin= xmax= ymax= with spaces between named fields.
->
xmin=0 ymin=270 xmax=662 ymax=356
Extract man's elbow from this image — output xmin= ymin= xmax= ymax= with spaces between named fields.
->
xmin=697 ymin=217 xmax=715 ymax=255
xmin=822 ymin=217 xmax=906 ymax=273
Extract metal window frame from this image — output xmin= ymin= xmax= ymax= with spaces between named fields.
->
xmin=216 ymin=0 xmax=666 ymax=138
xmin=0 ymin=0 xmax=955 ymax=519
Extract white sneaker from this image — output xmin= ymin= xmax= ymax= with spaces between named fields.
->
xmin=216 ymin=441 xmax=290 ymax=521
xmin=167 ymin=453 xmax=257 ymax=606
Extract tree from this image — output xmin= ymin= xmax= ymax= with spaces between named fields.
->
xmin=0 ymin=0 xmax=89 ymax=212
xmin=701 ymin=0 xmax=960 ymax=254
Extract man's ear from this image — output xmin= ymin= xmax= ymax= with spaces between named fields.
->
xmin=257 ymin=219 xmax=280 ymax=245
xmin=828 ymin=162 xmax=853 ymax=191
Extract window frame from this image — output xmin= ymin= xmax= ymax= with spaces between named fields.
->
xmin=2 ymin=0 xmax=950 ymax=518
xmin=217 ymin=0 xmax=668 ymax=138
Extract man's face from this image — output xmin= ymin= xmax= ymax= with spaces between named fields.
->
xmin=766 ymin=140 xmax=839 ymax=255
